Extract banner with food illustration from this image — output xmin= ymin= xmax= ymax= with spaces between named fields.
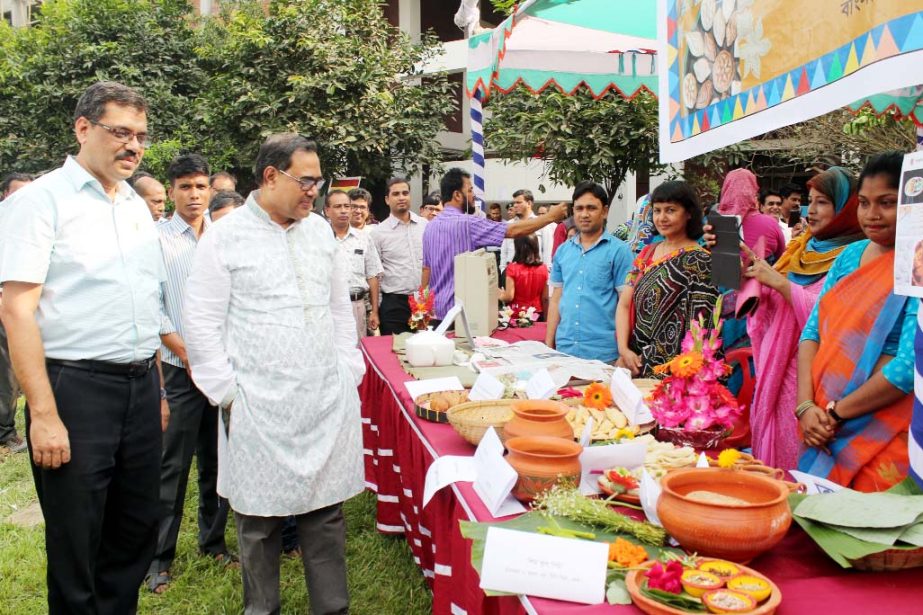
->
xmin=658 ymin=0 xmax=923 ymax=162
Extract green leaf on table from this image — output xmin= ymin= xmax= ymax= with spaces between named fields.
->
xmin=459 ymin=511 xmax=680 ymax=594
xmin=793 ymin=488 xmax=923 ymax=528
xmin=788 ymin=493 xmax=920 ymax=568
xmin=605 ymin=577 xmax=631 ymax=605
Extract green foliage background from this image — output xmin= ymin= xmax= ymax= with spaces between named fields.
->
xmin=0 ymin=0 xmax=454 ymax=186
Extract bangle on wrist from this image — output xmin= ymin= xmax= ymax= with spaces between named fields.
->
xmin=795 ymin=400 xmax=814 ymax=419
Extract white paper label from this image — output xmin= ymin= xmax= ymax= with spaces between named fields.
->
xmin=469 ymin=371 xmax=506 ymax=401
xmin=480 ymin=527 xmax=608 ymax=604
xmin=422 ymin=455 xmax=477 ymax=508
xmin=404 ymin=376 xmax=464 ymax=401
xmin=473 ymin=428 xmax=525 ymax=517
xmin=525 ymin=368 xmax=557 ymax=400
xmin=610 ymin=368 xmax=653 ymax=425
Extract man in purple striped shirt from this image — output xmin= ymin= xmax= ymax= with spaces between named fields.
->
xmin=422 ymin=168 xmax=566 ymax=320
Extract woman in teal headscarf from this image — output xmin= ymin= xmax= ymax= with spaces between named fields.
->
xmin=742 ymin=166 xmax=865 ymax=470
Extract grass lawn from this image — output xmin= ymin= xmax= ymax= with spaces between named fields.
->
xmin=0 ymin=405 xmax=432 ymax=614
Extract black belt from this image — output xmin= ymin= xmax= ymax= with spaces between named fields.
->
xmin=46 ymin=356 xmax=156 ymax=378
xmin=349 ymin=288 xmax=368 ymax=301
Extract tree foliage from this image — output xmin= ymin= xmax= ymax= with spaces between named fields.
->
xmin=0 ymin=0 xmax=454 ymax=185
xmin=484 ymin=87 xmax=662 ymax=199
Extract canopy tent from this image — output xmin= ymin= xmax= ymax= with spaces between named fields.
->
xmin=657 ymin=0 xmax=923 ymax=163
xmin=848 ymin=85 xmax=923 ymax=148
xmin=464 ymin=0 xmax=659 ymax=204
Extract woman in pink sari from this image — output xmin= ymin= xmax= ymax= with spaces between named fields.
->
xmin=743 ymin=167 xmax=864 ymax=470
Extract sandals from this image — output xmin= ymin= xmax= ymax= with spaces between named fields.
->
xmin=207 ymin=551 xmax=240 ymax=569
xmin=146 ymin=571 xmax=171 ymax=594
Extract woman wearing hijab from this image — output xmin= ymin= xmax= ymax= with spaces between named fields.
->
xmin=743 ymin=167 xmax=865 ymax=470
xmin=717 ymin=168 xmax=787 ymax=262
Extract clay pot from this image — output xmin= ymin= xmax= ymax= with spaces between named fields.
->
xmin=501 ymin=400 xmax=573 ymax=443
xmin=505 ymin=436 xmax=583 ymax=503
xmin=657 ymin=468 xmax=792 ymax=563
xmin=655 ymin=424 xmax=728 ymax=451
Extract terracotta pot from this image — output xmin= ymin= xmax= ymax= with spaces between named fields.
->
xmin=655 ymin=424 xmax=728 ymax=451
xmin=504 ymin=436 xmax=583 ymax=503
xmin=657 ymin=468 xmax=792 ymax=563
xmin=501 ymin=400 xmax=573 ymax=443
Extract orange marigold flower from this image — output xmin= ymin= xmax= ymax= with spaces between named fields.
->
xmin=672 ymin=351 xmax=704 ymax=378
xmin=583 ymin=382 xmax=613 ymax=410
xmin=608 ymin=537 xmax=648 ymax=568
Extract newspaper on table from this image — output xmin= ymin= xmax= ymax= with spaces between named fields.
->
xmin=471 ymin=341 xmax=615 ymax=387
xmin=893 ymin=150 xmax=923 ymax=298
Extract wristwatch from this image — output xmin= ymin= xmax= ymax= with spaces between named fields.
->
xmin=825 ymin=400 xmax=844 ymax=423
xmin=160 ymin=387 xmax=168 ymax=400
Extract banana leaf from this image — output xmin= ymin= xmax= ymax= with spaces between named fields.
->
xmin=459 ymin=511 xmax=681 ymax=595
xmin=789 ymin=493 xmax=922 ymax=568
xmin=793 ymin=489 xmax=923 ymax=528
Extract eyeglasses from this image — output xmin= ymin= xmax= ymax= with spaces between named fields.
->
xmin=278 ymin=168 xmax=325 ymax=192
xmin=91 ymin=120 xmax=151 ymax=148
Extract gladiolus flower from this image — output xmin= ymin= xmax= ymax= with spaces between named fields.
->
xmin=645 ymin=560 xmax=683 ymax=594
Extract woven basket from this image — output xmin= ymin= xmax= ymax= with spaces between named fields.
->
xmin=849 ymin=545 xmax=923 ymax=571
xmin=413 ymin=391 xmax=469 ymax=424
xmin=446 ymin=400 xmax=517 ymax=445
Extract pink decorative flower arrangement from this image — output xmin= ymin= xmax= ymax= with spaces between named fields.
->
xmin=497 ymin=303 xmax=540 ymax=329
xmin=646 ymin=303 xmax=741 ymax=433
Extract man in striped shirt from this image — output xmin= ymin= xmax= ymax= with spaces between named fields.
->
xmin=421 ymin=168 xmax=566 ymax=322
xmin=148 ymin=153 xmax=232 ymax=593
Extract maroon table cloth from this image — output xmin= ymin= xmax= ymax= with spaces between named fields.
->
xmin=358 ymin=325 xmax=922 ymax=614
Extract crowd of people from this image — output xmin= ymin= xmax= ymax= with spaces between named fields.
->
xmin=0 ymin=78 xmax=916 ymax=615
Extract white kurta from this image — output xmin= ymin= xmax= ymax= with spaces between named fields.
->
xmin=183 ymin=195 xmax=365 ymax=516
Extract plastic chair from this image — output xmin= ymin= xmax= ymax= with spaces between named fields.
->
xmin=723 ymin=347 xmax=754 ymax=450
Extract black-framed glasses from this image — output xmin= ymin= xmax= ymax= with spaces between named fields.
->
xmin=90 ymin=120 xmax=151 ymax=148
xmin=278 ymin=168 xmax=325 ymax=192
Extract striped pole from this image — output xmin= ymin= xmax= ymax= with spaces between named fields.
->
xmin=470 ymin=89 xmax=486 ymax=211
xmin=912 ymin=125 xmax=923 ymax=489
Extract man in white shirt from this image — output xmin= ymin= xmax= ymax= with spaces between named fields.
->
xmin=0 ymin=81 xmax=168 ymax=615
xmin=183 ymin=134 xmax=364 ymax=615
xmin=326 ymin=190 xmax=383 ymax=339
xmin=499 ymin=189 xmax=554 ymax=272
xmin=370 ymin=178 xmax=427 ymax=335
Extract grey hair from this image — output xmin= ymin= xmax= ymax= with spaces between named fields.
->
xmin=73 ymin=81 xmax=148 ymax=123
xmin=253 ymin=134 xmax=318 ymax=186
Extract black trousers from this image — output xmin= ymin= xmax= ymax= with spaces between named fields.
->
xmin=379 ymin=292 xmax=412 ymax=336
xmin=148 ymin=364 xmax=229 ymax=575
xmin=27 ymin=361 xmax=161 ymax=615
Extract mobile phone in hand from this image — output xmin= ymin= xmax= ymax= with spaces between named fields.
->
xmin=708 ymin=213 xmax=742 ymax=289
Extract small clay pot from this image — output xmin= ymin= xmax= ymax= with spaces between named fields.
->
xmin=657 ymin=468 xmax=792 ymax=563
xmin=501 ymin=400 xmax=573 ymax=443
xmin=505 ymin=436 xmax=583 ymax=503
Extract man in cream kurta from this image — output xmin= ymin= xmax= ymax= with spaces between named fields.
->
xmin=183 ymin=134 xmax=363 ymax=615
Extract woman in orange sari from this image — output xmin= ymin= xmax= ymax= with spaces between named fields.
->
xmin=797 ymin=152 xmax=916 ymax=491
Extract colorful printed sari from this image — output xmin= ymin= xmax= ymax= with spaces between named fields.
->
xmin=627 ymin=245 xmax=720 ymax=377
xmin=798 ymin=251 xmax=912 ymax=491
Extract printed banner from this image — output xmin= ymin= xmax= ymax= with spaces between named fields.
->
xmin=894 ymin=150 xmax=923 ymax=298
xmin=328 ymin=177 xmax=362 ymax=192
xmin=658 ymin=0 xmax=923 ymax=162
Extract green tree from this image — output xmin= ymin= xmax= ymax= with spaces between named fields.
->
xmin=194 ymin=0 xmax=455 ymax=184
xmin=0 ymin=0 xmax=205 ymax=176
xmin=484 ymin=87 xmax=661 ymax=199
xmin=0 ymin=0 xmax=454 ymax=186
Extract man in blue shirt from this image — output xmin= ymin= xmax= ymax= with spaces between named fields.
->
xmin=545 ymin=181 xmax=632 ymax=363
